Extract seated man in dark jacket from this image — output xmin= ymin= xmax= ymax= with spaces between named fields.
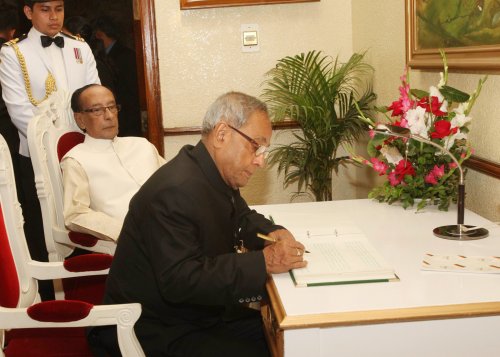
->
xmin=97 ymin=91 xmax=307 ymax=357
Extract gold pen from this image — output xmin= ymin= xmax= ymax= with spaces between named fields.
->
xmin=257 ymin=233 xmax=310 ymax=253
xmin=257 ymin=233 xmax=277 ymax=242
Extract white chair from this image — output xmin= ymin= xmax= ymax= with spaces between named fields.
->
xmin=27 ymin=92 xmax=115 ymax=263
xmin=0 ymin=134 xmax=145 ymax=357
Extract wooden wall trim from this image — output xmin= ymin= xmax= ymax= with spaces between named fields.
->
xmin=140 ymin=0 xmax=165 ymax=156
xmin=163 ymin=120 xmax=300 ymax=136
xmin=465 ymin=156 xmax=500 ymax=180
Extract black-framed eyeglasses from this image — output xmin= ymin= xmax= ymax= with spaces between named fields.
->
xmin=80 ymin=104 xmax=121 ymax=117
xmin=227 ymin=124 xmax=269 ymax=158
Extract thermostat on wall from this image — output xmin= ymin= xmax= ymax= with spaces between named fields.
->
xmin=241 ymin=24 xmax=259 ymax=53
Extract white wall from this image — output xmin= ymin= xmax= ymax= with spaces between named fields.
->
xmin=155 ymin=0 xmax=358 ymax=204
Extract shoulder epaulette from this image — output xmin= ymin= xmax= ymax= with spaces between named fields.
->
xmin=3 ymin=34 xmax=27 ymax=46
xmin=60 ymin=31 xmax=85 ymax=42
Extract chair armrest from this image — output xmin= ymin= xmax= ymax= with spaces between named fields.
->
xmin=0 ymin=303 xmax=140 ymax=328
xmin=53 ymin=227 xmax=116 ymax=255
xmin=0 ymin=303 xmax=145 ymax=357
xmin=26 ymin=260 xmax=109 ymax=280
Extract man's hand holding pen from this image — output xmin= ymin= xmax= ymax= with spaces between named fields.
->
xmin=262 ymin=229 xmax=308 ymax=274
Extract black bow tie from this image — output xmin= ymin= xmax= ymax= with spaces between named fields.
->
xmin=41 ymin=35 xmax=64 ymax=48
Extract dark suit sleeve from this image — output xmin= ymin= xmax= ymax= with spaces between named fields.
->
xmin=141 ymin=186 xmax=267 ymax=307
xmin=234 ymin=190 xmax=282 ymax=250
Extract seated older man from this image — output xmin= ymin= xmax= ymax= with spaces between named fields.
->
xmin=61 ymin=84 xmax=165 ymax=241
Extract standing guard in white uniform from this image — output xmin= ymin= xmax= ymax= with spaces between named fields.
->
xmin=0 ymin=0 xmax=100 ymax=300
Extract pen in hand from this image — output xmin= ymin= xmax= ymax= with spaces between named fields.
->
xmin=257 ymin=233 xmax=310 ymax=253
xmin=257 ymin=233 xmax=277 ymax=242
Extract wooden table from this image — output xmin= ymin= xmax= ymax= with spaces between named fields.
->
xmin=253 ymin=199 xmax=500 ymax=357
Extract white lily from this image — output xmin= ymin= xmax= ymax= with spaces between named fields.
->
xmin=406 ymin=107 xmax=430 ymax=139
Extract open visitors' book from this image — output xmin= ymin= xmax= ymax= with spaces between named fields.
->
xmin=290 ymin=226 xmax=397 ymax=287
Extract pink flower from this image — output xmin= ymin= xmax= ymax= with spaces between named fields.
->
xmin=425 ymin=172 xmax=439 ymax=185
xmin=388 ymin=171 xmax=400 ymax=186
xmin=431 ymin=164 xmax=445 ymax=178
xmin=424 ymin=165 xmax=445 ymax=185
xmin=370 ymin=157 xmax=388 ymax=176
xmin=449 ymin=162 xmax=457 ymax=169
xmin=369 ymin=129 xmax=375 ymax=138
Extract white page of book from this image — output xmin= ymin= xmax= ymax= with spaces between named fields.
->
xmin=292 ymin=231 xmax=395 ymax=286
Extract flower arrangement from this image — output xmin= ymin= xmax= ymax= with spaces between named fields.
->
xmin=353 ymin=51 xmax=487 ymax=211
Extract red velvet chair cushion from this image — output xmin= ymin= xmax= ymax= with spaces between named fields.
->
xmin=0 ymin=205 xmax=20 ymax=308
xmin=57 ymin=131 xmax=84 ymax=162
xmin=68 ymin=231 xmax=99 ymax=247
xmin=63 ymin=275 xmax=108 ymax=305
xmin=4 ymin=327 xmax=94 ymax=357
xmin=64 ymin=253 xmax=113 ymax=272
xmin=27 ymin=300 xmax=93 ymax=322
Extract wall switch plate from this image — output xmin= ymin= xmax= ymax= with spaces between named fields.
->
xmin=241 ymin=24 xmax=259 ymax=52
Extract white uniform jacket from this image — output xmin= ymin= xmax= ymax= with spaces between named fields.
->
xmin=0 ymin=27 xmax=100 ymax=156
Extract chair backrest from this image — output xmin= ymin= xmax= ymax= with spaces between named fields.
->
xmin=0 ymin=135 xmax=39 ymax=309
xmin=1 ymin=134 xmax=145 ymax=357
xmin=28 ymin=94 xmax=84 ymax=262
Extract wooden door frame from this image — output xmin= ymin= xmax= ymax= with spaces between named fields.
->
xmin=137 ymin=0 xmax=164 ymax=155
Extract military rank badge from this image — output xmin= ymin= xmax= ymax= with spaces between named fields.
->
xmin=73 ymin=48 xmax=83 ymax=64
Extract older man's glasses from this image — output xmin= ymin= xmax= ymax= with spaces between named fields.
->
xmin=228 ymin=125 xmax=269 ymax=158
xmin=80 ymin=104 xmax=121 ymax=117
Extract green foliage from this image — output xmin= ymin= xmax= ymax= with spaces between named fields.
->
xmin=440 ymin=85 xmax=470 ymax=103
xmin=261 ymin=51 xmax=376 ymax=201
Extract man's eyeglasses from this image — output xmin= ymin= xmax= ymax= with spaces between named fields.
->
xmin=80 ymin=104 xmax=121 ymax=117
xmin=227 ymin=124 xmax=269 ymax=158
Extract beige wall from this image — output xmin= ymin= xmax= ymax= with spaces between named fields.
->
xmin=153 ymin=0 xmax=499 ymax=221
xmin=352 ymin=0 xmax=499 ymax=221
xmin=155 ymin=0 xmax=358 ymax=204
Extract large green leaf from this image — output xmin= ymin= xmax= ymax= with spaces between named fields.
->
xmin=439 ymin=85 xmax=470 ymax=103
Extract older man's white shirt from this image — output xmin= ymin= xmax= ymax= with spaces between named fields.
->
xmin=61 ymin=135 xmax=166 ymax=241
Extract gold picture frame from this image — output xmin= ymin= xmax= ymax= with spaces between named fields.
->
xmin=406 ymin=0 xmax=500 ymax=70
xmin=180 ymin=0 xmax=319 ymax=10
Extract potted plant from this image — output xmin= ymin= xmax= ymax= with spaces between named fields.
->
xmin=261 ymin=50 xmax=376 ymax=201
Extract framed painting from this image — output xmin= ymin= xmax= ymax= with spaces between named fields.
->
xmin=181 ymin=0 xmax=319 ymax=10
xmin=406 ymin=0 xmax=500 ymax=70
